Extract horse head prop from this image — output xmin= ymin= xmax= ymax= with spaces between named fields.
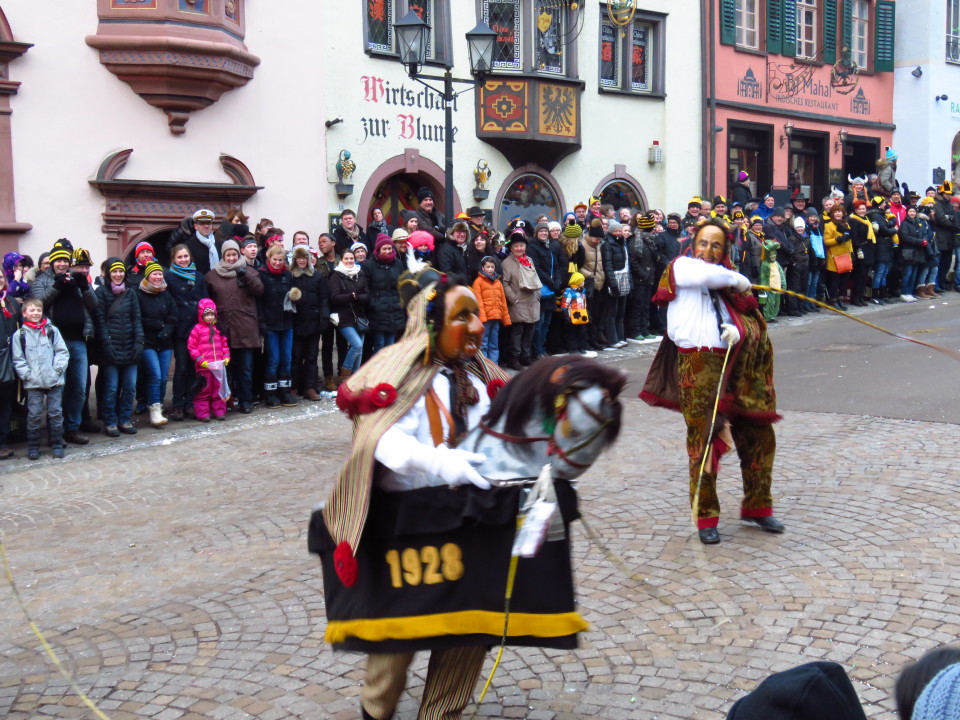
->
xmin=462 ymin=355 xmax=626 ymax=484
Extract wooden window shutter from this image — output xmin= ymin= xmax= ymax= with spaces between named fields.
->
xmin=781 ymin=0 xmax=797 ymax=57
xmin=720 ymin=0 xmax=737 ymax=45
xmin=841 ymin=0 xmax=853 ymax=58
xmin=874 ymin=0 xmax=895 ymax=72
xmin=767 ymin=0 xmax=784 ymax=55
xmin=822 ymin=0 xmax=838 ymax=64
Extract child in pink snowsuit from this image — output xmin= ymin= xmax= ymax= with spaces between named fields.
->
xmin=187 ymin=298 xmax=231 ymax=421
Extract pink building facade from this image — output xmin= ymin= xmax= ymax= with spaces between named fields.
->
xmin=705 ymin=0 xmax=896 ymax=206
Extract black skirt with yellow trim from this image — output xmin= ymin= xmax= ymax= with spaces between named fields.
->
xmin=308 ymin=480 xmax=586 ymax=653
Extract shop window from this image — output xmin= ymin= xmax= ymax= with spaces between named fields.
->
xmin=598 ymin=7 xmax=663 ymax=95
xmin=499 ymin=172 xmax=560 ymax=227
xmin=597 ymin=181 xmax=644 ymax=214
xmin=365 ymin=0 xmax=450 ymax=65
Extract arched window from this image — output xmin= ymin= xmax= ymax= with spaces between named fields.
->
xmin=499 ymin=172 xmax=561 ymax=228
xmin=598 ymin=180 xmax=645 ymax=214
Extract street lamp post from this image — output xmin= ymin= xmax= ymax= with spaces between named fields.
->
xmin=394 ymin=11 xmax=496 ymax=226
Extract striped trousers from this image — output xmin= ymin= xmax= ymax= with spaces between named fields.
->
xmin=362 ymin=646 xmax=486 ymax=720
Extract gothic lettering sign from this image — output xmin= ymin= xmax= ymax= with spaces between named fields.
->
xmin=358 ymin=75 xmax=459 ymax=145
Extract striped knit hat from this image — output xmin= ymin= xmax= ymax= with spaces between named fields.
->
xmin=107 ymin=257 xmax=126 ymax=274
xmin=143 ymin=261 xmax=163 ymax=277
xmin=48 ymin=247 xmax=72 ymax=264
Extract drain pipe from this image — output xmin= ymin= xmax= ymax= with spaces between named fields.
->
xmin=700 ymin=0 xmax=711 ymax=197
xmin=706 ymin=0 xmax=718 ymax=199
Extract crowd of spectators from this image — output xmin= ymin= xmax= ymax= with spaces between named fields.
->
xmin=2 ymin=164 xmax=959 ymax=459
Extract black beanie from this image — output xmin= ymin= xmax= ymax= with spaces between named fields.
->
xmin=726 ymin=662 xmax=867 ymax=720
xmin=587 ymin=218 xmax=605 ymax=238
xmin=417 ymin=187 xmax=434 ymax=202
xmin=770 ymin=206 xmax=786 ymax=218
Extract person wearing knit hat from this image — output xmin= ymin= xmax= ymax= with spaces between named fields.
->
xmin=732 ymin=171 xmax=753 ymax=207
xmin=896 ymin=648 xmax=960 ymax=720
xmin=288 ymin=244 xmax=327 ymax=400
xmin=563 ymin=222 xmax=583 ymax=239
xmin=683 ymin=197 xmax=703 ymax=226
xmin=573 ymin=201 xmax=589 ymax=228
xmin=125 ymin=241 xmax=155 ymax=287
xmin=364 ymin=233 xmax=404 ymax=357
xmin=625 ymin=212 xmax=660 ymax=343
xmin=436 ymin=220 xmax=471 ymax=278
xmin=905 ymin=662 xmax=960 ymax=720
xmin=726 ymin=661 xmax=867 ymax=720
xmin=415 ymin=185 xmax=446 ymax=245
xmin=72 ymin=248 xmax=93 ymax=267
xmin=641 ymin=218 xmax=784 ymax=544
xmin=32 ymin=239 xmax=100 ymax=445
xmin=94 ymin=255 xmax=144 ymax=437
xmin=877 ymin=147 xmax=899 ymax=196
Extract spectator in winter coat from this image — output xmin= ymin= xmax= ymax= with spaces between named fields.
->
xmin=213 ymin=208 xmax=250 ymax=248
xmin=3 ymin=252 xmax=29 ymax=298
xmin=471 ymin=256 xmax=511 ymax=363
xmin=599 ymin=220 xmax=631 ymax=348
xmin=164 ymin=244 xmax=208 ymax=421
xmin=12 ymin=297 xmax=69 ymax=460
xmin=731 ymin=171 xmax=753 ymax=207
xmin=328 ymin=249 xmax=371 ymax=382
xmin=526 ymin=222 xmax=563 ymax=360
xmin=137 ymin=261 xmax=178 ymax=427
xmin=94 ymin=257 xmax=143 ymax=437
xmin=363 ymin=235 xmax=405 ymax=355
xmin=867 ymin=197 xmax=899 ymax=303
xmin=465 ymin=229 xmax=499 ymax=277
xmin=126 ymin=241 xmax=156 ymax=287
xmin=414 ymin=186 xmax=446 ymax=245
xmin=876 ymin=148 xmax=899 ymax=196
xmin=435 ymin=221 xmax=471 ymax=278
xmin=259 ymin=245 xmax=300 ymax=409
xmin=289 ymin=245 xmax=329 ymax=400
xmin=205 ymin=240 xmax=264 ymax=414
xmin=897 ymin=205 xmax=927 ymax=302
xmin=333 ymin=209 xmax=371 ymax=255
xmin=30 ymin=244 xmax=98 ymax=446
xmin=188 ymin=298 xmax=231 ymax=421
xmin=626 ymin=215 xmax=659 ymax=341
xmin=166 ymin=209 xmax=220 ymax=275
xmin=499 ymin=231 xmax=541 ymax=370
xmin=0 ymin=273 xmax=21 ymax=458
xmin=579 ymin=223 xmax=606 ymax=349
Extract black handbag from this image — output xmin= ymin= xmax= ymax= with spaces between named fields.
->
xmin=0 ymin=337 xmax=14 ymax=385
xmin=351 ymin=302 xmax=370 ymax=334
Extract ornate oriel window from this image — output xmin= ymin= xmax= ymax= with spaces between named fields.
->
xmin=86 ymin=0 xmax=260 ymax=134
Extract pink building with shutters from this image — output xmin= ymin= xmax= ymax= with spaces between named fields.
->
xmin=704 ymin=0 xmax=896 ymax=207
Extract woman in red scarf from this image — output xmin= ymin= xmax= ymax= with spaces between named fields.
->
xmin=499 ymin=229 xmax=541 ymax=370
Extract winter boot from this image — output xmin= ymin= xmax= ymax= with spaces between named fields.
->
xmin=914 ymin=285 xmax=929 ymax=299
xmin=927 ymin=283 xmax=941 ymax=298
xmin=27 ymin=430 xmax=41 ymax=461
xmin=264 ymin=379 xmax=281 ymax=409
xmin=325 ymin=375 xmax=337 ymax=392
xmin=149 ymin=403 xmax=168 ymax=427
xmin=279 ymin=377 xmax=299 ymax=407
xmin=338 ymin=368 xmax=353 ymax=385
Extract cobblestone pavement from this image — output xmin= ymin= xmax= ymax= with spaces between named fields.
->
xmin=1 ymin=347 xmax=958 ymax=720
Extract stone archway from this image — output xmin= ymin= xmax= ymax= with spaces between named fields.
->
xmin=357 ymin=149 xmax=461 ymax=226
xmin=90 ymin=149 xmax=261 ymax=258
xmin=592 ymin=165 xmax=649 ymax=213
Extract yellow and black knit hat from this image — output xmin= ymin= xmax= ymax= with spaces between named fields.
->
xmin=48 ymin=247 xmax=72 ymax=264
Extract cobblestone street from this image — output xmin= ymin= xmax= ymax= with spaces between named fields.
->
xmin=1 ymin=356 xmax=958 ymax=719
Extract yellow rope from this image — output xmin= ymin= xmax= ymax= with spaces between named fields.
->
xmin=753 ymin=284 xmax=960 ymax=361
xmin=0 ymin=539 xmax=113 ymax=720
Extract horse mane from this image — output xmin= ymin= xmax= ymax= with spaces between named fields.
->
xmin=484 ymin=355 xmax=626 ymax=437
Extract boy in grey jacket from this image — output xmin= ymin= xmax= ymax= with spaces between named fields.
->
xmin=12 ymin=297 xmax=69 ymax=459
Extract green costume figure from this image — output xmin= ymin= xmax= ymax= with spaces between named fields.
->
xmin=759 ymin=239 xmax=785 ymax=321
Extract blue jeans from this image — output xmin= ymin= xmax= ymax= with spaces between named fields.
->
xmin=371 ymin=331 xmax=396 ymax=355
xmin=533 ymin=306 xmax=553 ymax=357
xmin=264 ymin=328 xmax=293 ymax=378
xmin=806 ymin=268 xmax=821 ymax=299
xmin=481 ymin=320 xmax=500 ymax=363
xmin=101 ymin=363 xmax=138 ymax=426
xmin=339 ymin=326 xmax=364 ymax=371
xmin=917 ymin=258 xmax=938 ymax=286
xmin=63 ymin=339 xmax=88 ymax=432
xmin=872 ymin=261 xmax=891 ymax=289
xmin=900 ymin=264 xmax=919 ymax=295
xmin=230 ymin=347 xmax=255 ymax=405
xmin=140 ymin=348 xmax=172 ymax=406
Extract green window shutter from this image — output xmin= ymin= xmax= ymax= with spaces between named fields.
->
xmin=782 ymin=0 xmax=797 ymax=57
xmin=874 ymin=0 xmax=895 ymax=72
xmin=822 ymin=0 xmax=837 ymax=64
xmin=767 ymin=0 xmax=783 ymax=55
xmin=720 ymin=0 xmax=737 ymax=45
xmin=841 ymin=0 xmax=853 ymax=59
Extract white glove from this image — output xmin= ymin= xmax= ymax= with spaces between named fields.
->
xmin=720 ymin=323 xmax=741 ymax=346
xmin=427 ymin=445 xmax=491 ymax=490
xmin=733 ymin=273 xmax=752 ymax=293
